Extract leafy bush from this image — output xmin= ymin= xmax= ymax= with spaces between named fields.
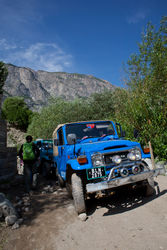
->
xmin=2 ymin=97 xmax=33 ymax=131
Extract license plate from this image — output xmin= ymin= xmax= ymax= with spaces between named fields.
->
xmin=87 ymin=167 xmax=106 ymax=180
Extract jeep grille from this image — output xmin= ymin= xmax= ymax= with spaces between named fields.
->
xmin=104 ymin=151 xmax=129 ymax=165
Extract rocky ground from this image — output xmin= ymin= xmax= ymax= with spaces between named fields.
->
xmin=0 ymin=174 xmax=166 ymax=250
xmin=7 ymin=125 xmax=25 ymax=148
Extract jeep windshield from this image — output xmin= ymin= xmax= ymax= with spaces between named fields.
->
xmin=66 ymin=121 xmax=114 ymax=141
xmin=43 ymin=140 xmax=53 ymax=149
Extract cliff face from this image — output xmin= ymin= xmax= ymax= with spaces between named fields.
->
xmin=3 ymin=64 xmax=116 ymax=110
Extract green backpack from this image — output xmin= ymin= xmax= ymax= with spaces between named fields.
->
xmin=23 ymin=142 xmax=35 ymax=160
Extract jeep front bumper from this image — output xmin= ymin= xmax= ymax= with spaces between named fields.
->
xmin=86 ymin=167 xmax=165 ymax=193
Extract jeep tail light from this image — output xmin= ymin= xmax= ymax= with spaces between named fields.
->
xmin=77 ymin=155 xmax=88 ymax=165
xmin=143 ymin=146 xmax=150 ymax=154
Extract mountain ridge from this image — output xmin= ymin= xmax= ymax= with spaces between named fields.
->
xmin=3 ymin=64 xmax=116 ymax=110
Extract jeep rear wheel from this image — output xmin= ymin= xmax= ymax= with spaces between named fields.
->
xmin=71 ymin=173 xmax=86 ymax=214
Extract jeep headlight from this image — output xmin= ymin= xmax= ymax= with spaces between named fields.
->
xmin=91 ymin=153 xmax=103 ymax=167
xmin=112 ymin=155 xmax=122 ymax=164
xmin=127 ymin=147 xmax=141 ymax=161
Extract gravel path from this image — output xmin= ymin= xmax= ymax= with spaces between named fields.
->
xmin=3 ymin=175 xmax=167 ymax=250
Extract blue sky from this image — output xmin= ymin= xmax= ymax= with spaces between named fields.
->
xmin=0 ymin=0 xmax=166 ymax=87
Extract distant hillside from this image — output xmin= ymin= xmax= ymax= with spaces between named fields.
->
xmin=3 ymin=64 xmax=116 ymax=110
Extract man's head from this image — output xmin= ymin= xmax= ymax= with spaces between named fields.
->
xmin=26 ymin=135 xmax=33 ymax=143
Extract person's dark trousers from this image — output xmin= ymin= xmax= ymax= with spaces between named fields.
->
xmin=23 ymin=161 xmax=34 ymax=193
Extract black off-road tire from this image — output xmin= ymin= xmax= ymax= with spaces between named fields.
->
xmin=71 ymin=173 xmax=86 ymax=214
xmin=56 ymin=168 xmax=65 ymax=188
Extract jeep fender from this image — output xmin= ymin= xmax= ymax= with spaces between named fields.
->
xmin=66 ymin=159 xmax=87 ymax=184
xmin=67 ymin=159 xmax=90 ymax=170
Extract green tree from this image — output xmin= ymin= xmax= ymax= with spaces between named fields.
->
xmin=27 ymin=97 xmax=92 ymax=139
xmin=88 ymin=90 xmax=115 ymax=120
xmin=27 ymin=92 xmax=119 ymax=140
xmin=0 ymin=62 xmax=8 ymax=94
xmin=122 ymin=17 xmax=167 ymax=159
xmin=2 ymin=97 xmax=33 ymax=130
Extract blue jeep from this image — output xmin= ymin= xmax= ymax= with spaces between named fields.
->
xmin=53 ymin=121 xmax=165 ymax=214
xmin=34 ymin=139 xmax=53 ymax=176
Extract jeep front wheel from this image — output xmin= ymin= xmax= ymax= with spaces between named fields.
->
xmin=71 ymin=173 xmax=86 ymax=214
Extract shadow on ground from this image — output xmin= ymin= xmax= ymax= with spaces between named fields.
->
xmin=86 ymin=183 xmax=167 ymax=217
xmin=1 ymin=175 xmax=167 ymax=227
xmin=1 ymin=174 xmax=74 ymax=227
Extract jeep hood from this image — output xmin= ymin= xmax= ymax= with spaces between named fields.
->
xmin=75 ymin=139 xmax=141 ymax=154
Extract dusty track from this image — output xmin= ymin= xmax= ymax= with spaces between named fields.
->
xmin=3 ymin=176 xmax=167 ymax=250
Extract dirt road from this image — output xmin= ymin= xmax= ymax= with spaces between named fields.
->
xmin=3 ymin=175 xmax=167 ymax=250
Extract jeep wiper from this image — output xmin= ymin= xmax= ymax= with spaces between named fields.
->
xmin=79 ymin=136 xmax=94 ymax=142
xmin=98 ymin=134 xmax=113 ymax=141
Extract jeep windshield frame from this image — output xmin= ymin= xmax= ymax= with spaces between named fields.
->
xmin=65 ymin=121 xmax=115 ymax=141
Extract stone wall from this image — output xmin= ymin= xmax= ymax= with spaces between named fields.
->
xmin=0 ymin=94 xmax=17 ymax=182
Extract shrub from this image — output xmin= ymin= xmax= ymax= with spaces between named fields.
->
xmin=2 ymin=97 xmax=33 ymax=131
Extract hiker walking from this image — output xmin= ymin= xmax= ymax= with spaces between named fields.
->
xmin=19 ymin=135 xmax=40 ymax=194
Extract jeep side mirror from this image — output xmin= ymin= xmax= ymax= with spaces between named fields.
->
xmin=67 ymin=134 xmax=77 ymax=145
xmin=54 ymin=139 xmax=59 ymax=146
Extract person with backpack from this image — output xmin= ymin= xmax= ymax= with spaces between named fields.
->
xmin=19 ymin=135 xmax=40 ymax=194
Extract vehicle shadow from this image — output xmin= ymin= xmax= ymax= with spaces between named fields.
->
xmin=86 ymin=183 xmax=167 ymax=217
xmin=2 ymin=175 xmax=75 ymax=227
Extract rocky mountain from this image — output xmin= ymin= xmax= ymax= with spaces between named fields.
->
xmin=3 ymin=64 xmax=116 ymax=110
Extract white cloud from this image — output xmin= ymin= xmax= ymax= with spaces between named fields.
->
xmin=0 ymin=39 xmax=73 ymax=72
xmin=127 ymin=10 xmax=147 ymax=24
xmin=0 ymin=39 xmax=17 ymax=50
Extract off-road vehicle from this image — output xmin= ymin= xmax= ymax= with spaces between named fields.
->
xmin=53 ymin=121 xmax=165 ymax=214
xmin=34 ymin=139 xmax=53 ymax=176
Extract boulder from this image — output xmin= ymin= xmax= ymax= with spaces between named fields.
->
xmin=5 ymin=215 xmax=17 ymax=226
xmin=0 ymin=193 xmax=18 ymax=226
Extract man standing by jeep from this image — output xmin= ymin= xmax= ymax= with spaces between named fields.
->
xmin=19 ymin=135 xmax=40 ymax=194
